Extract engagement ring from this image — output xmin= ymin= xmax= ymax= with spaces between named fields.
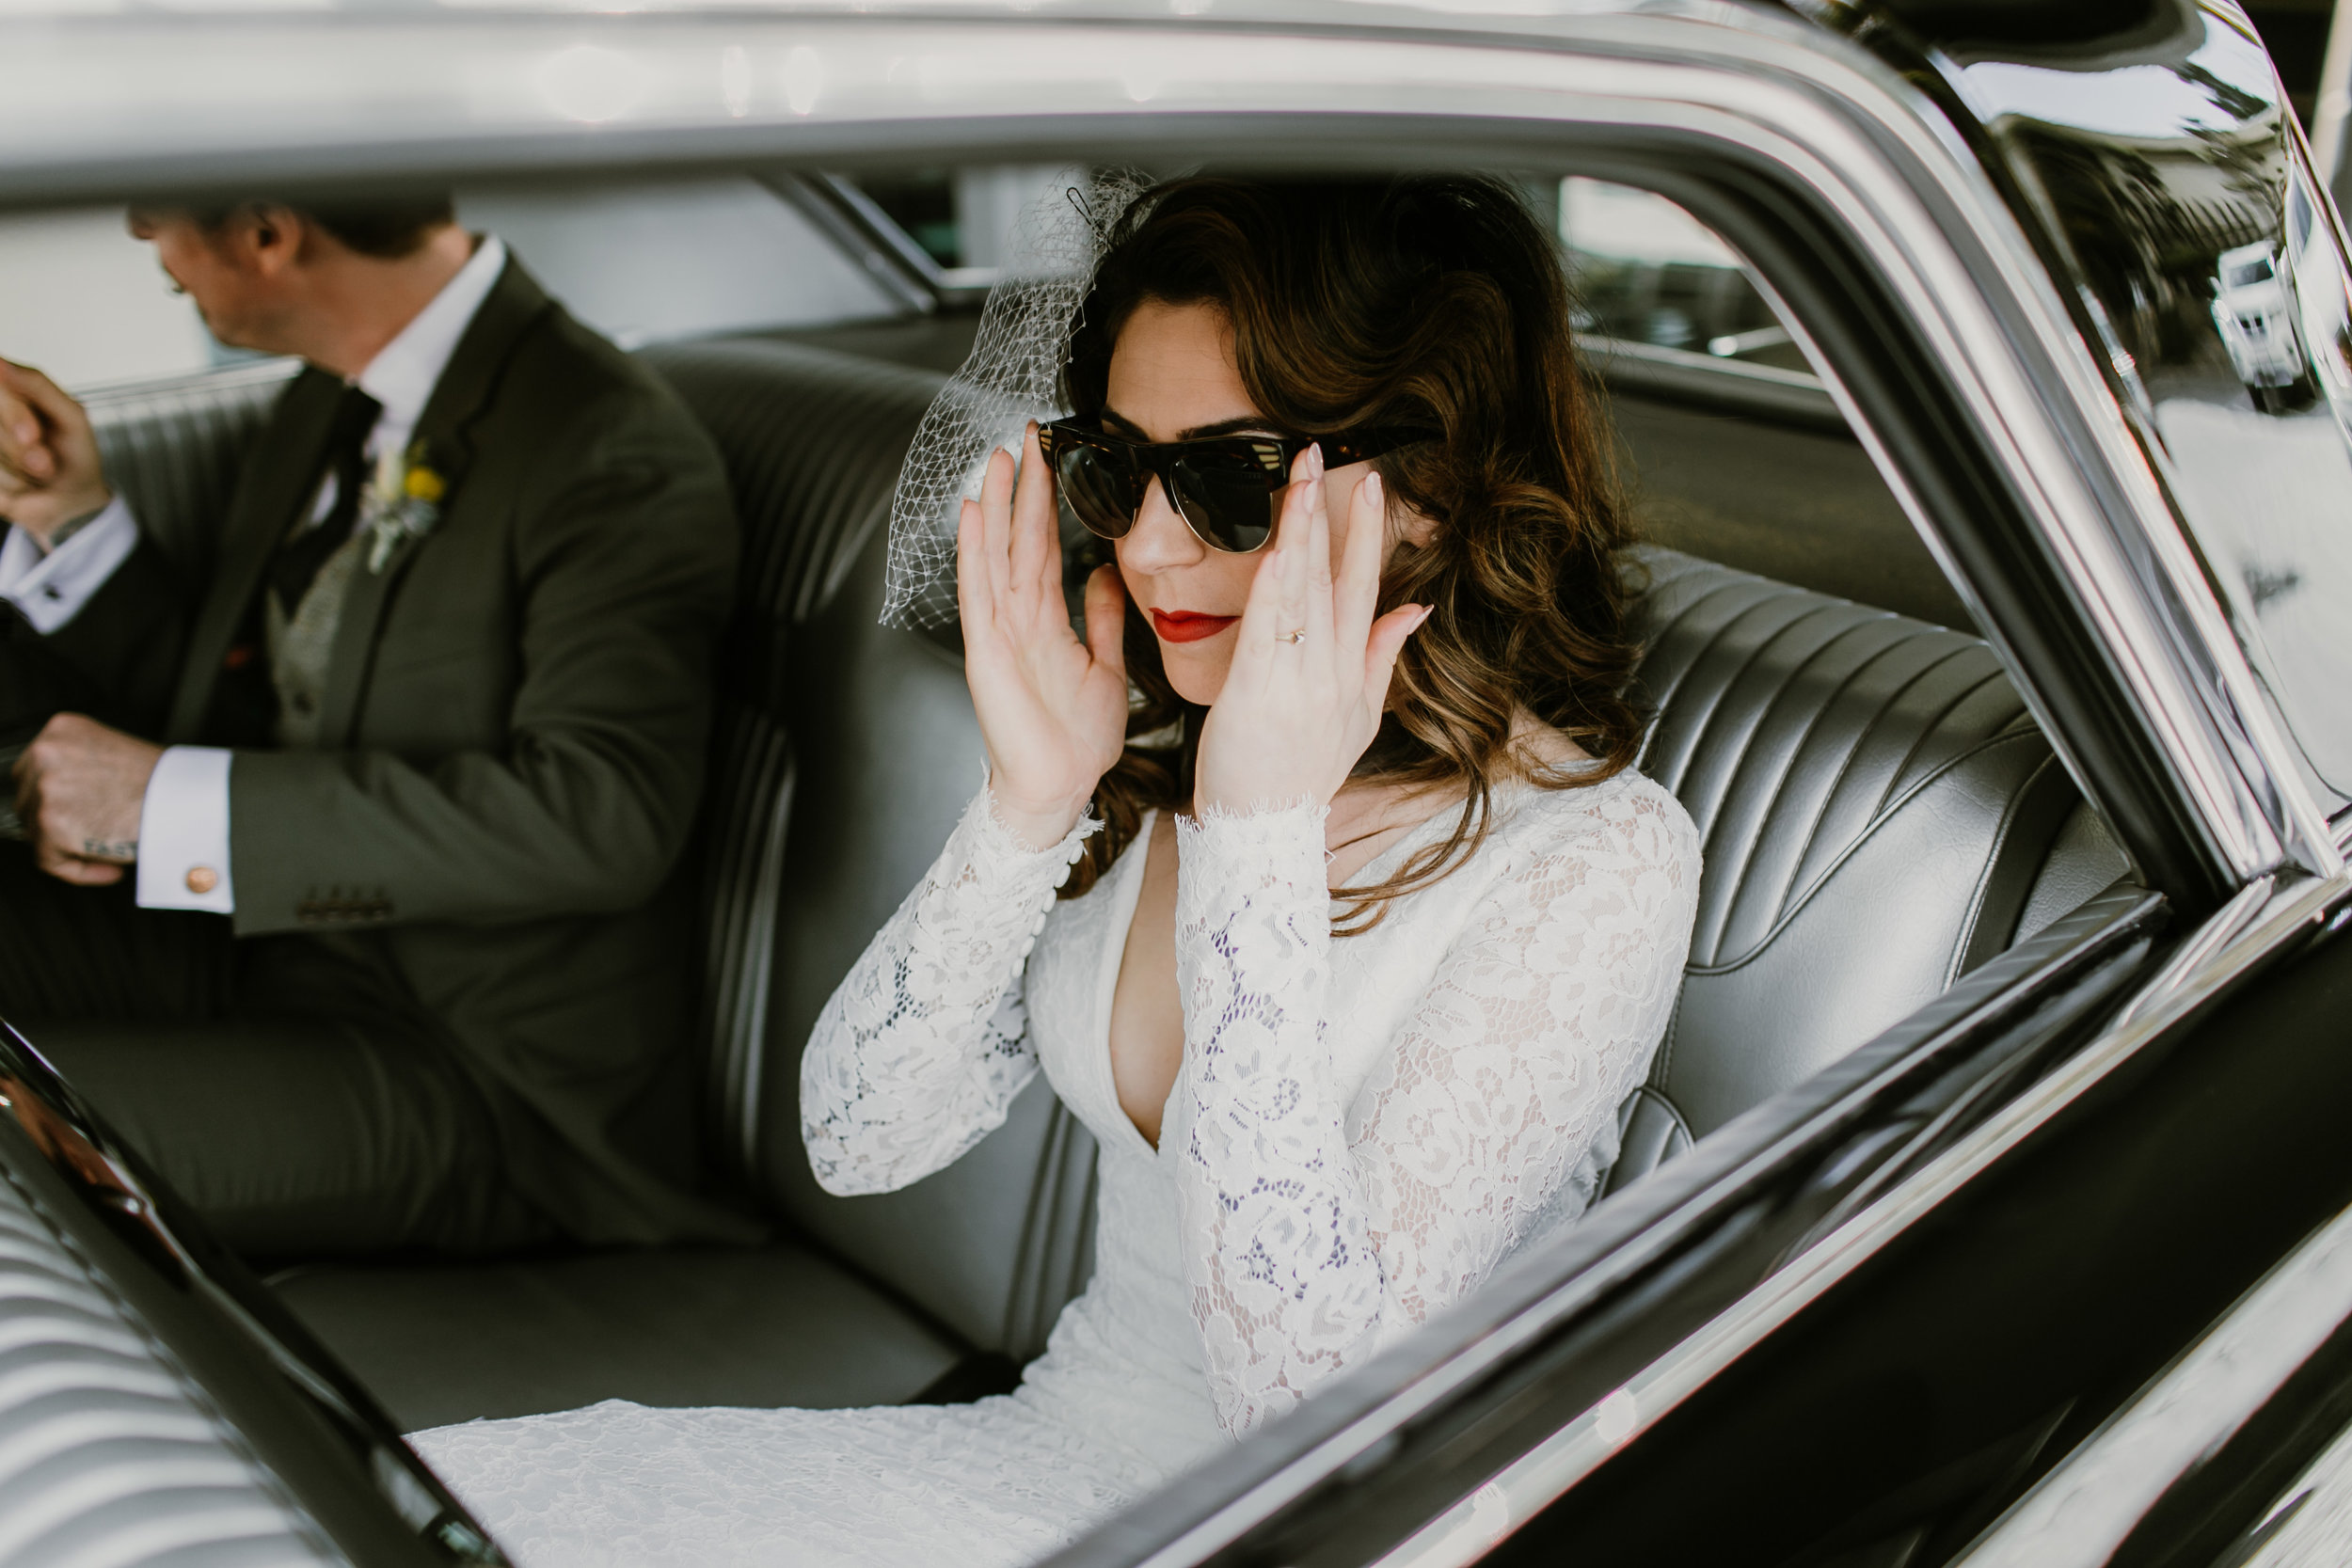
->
xmin=1278 ymin=628 xmax=1307 ymax=644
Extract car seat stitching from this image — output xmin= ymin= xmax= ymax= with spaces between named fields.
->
xmin=1705 ymin=611 xmax=1910 ymax=945
xmin=1676 ymin=594 xmax=1852 ymax=847
xmin=1682 ymin=729 xmax=2052 ymax=976
xmin=1730 ymin=622 xmax=1950 ymax=933
xmin=1871 ymin=658 xmax=2016 ymax=815
xmin=1686 ymin=600 xmax=1882 ymax=951
xmin=1634 ymin=578 xmax=1776 ymax=789
xmin=1783 ymin=641 xmax=2001 ymax=899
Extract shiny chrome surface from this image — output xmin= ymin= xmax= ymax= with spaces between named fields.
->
xmin=0 ymin=0 xmax=2309 ymax=892
xmin=1893 ymin=0 xmax=2349 ymax=870
xmin=0 ymin=1023 xmax=503 ymax=1566
xmin=1950 ymin=1195 xmax=2352 ymax=1568
xmin=0 ymin=1134 xmax=341 ymax=1568
xmin=2239 ymin=1417 xmax=2352 ymax=1567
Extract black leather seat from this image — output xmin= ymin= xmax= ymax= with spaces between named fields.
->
xmin=75 ymin=339 xmax=2129 ymax=1432
xmin=268 ymin=342 xmax=1097 ymax=1429
xmin=1603 ymin=547 xmax=2126 ymax=1189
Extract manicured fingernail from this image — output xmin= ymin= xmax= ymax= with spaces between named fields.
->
xmin=1308 ymin=443 xmax=1326 ymax=479
xmin=1365 ymin=471 xmax=1384 ymax=503
xmin=1413 ymin=604 xmax=1433 ymax=629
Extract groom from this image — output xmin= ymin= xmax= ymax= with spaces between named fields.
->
xmin=0 ymin=195 xmax=763 ymax=1259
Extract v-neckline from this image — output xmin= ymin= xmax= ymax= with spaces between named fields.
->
xmin=1091 ymin=810 xmax=1164 ymax=1163
xmin=1088 ymin=794 xmax=1479 ymax=1162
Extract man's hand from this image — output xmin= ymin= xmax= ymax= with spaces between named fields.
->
xmin=12 ymin=714 xmax=162 ymax=886
xmin=0 ymin=359 xmax=113 ymax=548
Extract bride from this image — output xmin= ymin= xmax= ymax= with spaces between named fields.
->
xmin=413 ymin=173 xmax=1701 ymax=1568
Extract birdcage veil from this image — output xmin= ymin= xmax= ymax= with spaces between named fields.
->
xmin=880 ymin=168 xmax=1156 ymax=631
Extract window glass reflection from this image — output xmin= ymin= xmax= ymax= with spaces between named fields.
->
xmin=1556 ymin=178 xmax=1806 ymax=374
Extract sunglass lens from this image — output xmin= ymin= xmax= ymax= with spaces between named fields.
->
xmin=1171 ymin=461 xmax=1280 ymax=552
xmin=1056 ymin=445 xmax=1137 ymax=541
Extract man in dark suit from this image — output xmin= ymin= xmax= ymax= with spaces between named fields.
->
xmin=0 ymin=195 xmax=762 ymax=1259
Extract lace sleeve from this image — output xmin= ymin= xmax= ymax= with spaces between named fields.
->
xmin=1169 ymin=784 xmax=1699 ymax=1435
xmin=802 ymin=785 xmax=1099 ymax=1197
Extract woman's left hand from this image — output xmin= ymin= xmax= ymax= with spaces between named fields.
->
xmin=1195 ymin=445 xmax=1431 ymax=816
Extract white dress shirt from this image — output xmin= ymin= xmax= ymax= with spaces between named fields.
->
xmin=0 ymin=235 xmax=509 ymax=914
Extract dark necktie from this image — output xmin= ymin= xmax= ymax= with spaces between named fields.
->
xmin=272 ymin=383 xmax=382 ymax=612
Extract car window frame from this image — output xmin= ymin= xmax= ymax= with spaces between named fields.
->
xmin=4 ymin=5 xmax=2336 ymax=1564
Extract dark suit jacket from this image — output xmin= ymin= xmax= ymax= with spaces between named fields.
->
xmin=46 ymin=259 xmax=762 ymax=1246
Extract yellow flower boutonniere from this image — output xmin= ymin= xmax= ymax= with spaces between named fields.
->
xmin=361 ymin=441 xmax=450 ymax=573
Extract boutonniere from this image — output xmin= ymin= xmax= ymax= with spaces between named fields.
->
xmin=360 ymin=439 xmax=450 ymax=573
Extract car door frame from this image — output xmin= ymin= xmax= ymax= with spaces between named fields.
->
xmin=4 ymin=2 xmax=2345 ymax=1563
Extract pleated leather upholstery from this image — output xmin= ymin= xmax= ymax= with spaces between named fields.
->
xmin=640 ymin=340 xmax=1097 ymax=1362
xmin=1604 ymin=547 xmax=2085 ymax=1190
xmin=84 ymin=360 xmax=298 ymax=578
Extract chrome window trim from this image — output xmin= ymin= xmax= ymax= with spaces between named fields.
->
xmin=1372 ymin=865 xmax=2343 ymax=1568
xmin=760 ymin=171 xmax=943 ymax=317
xmin=2236 ymin=1404 xmax=2352 ymax=1565
xmin=0 ymin=1 xmax=2312 ymax=888
xmin=0 ymin=1151 xmax=344 ymax=1568
xmin=1572 ymin=333 xmax=1847 ymax=435
xmin=1947 ymin=1195 xmax=2352 ymax=1568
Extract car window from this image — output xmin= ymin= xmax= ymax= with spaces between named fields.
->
xmin=454 ymin=174 xmax=903 ymax=348
xmin=0 ymin=205 xmax=224 ymax=388
xmin=850 ymin=164 xmax=1074 ymax=287
xmin=1560 ymin=176 xmax=1805 ymax=373
xmin=0 ymin=176 xmax=913 ymax=391
xmin=1552 ymin=178 xmax=1972 ymax=630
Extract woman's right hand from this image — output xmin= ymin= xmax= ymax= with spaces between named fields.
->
xmin=956 ymin=421 xmax=1130 ymax=849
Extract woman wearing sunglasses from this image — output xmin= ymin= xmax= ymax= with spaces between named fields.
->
xmin=416 ymin=174 xmax=1701 ymax=1568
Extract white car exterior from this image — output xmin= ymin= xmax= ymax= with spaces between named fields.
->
xmin=2213 ymin=240 xmax=2307 ymax=393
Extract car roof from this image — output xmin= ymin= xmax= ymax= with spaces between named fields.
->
xmin=0 ymin=0 xmax=2152 ymax=203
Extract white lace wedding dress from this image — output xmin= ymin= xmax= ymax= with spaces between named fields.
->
xmin=412 ymin=770 xmax=1700 ymax=1568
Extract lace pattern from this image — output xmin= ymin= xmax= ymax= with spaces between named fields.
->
xmin=413 ymin=1395 xmax=1157 ymax=1568
xmin=418 ymin=771 xmax=1700 ymax=1567
xmin=802 ymin=785 xmax=1098 ymax=1196
xmin=1170 ymin=783 xmax=1697 ymax=1434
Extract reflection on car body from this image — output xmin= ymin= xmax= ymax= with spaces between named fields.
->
xmin=0 ymin=1 xmax=2350 ymax=1566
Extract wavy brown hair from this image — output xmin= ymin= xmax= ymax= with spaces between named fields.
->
xmin=1058 ymin=174 xmax=1644 ymax=930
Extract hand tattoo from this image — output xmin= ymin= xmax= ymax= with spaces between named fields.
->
xmin=80 ymin=837 xmax=135 ymax=860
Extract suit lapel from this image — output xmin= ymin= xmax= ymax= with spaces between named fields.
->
xmin=166 ymin=368 xmax=344 ymax=743
xmin=315 ymin=259 xmax=553 ymax=748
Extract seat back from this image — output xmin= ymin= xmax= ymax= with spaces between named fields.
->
xmin=71 ymin=348 xmax=2120 ymax=1349
xmin=641 ymin=341 xmax=1096 ymax=1361
xmin=84 ymin=361 xmax=296 ymax=579
xmin=1605 ymin=548 xmax=2088 ymax=1190
xmin=75 ymin=343 xmax=1098 ymax=1361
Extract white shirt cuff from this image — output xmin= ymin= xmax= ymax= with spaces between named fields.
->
xmin=0 ymin=499 xmax=138 ymax=634
xmin=135 ymin=746 xmax=234 ymax=914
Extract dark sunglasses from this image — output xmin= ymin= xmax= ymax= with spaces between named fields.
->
xmin=1037 ymin=418 xmax=1436 ymax=554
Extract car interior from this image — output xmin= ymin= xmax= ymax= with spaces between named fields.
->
xmin=49 ymin=164 xmax=2137 ymax=1439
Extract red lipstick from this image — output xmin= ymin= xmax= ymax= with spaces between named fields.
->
xmin=1149 ymin=610 xmax=1239 ymax=644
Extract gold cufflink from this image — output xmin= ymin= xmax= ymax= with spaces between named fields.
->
xmin=184 ymin=865 xmax=218 ymax=895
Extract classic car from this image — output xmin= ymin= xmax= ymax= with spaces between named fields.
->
xmin=0 ymin=0 xmax=2349 ymax=1565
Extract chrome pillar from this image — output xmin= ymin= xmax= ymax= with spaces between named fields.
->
xmin=2317 ymin=0 xmax=2352 ymax=204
